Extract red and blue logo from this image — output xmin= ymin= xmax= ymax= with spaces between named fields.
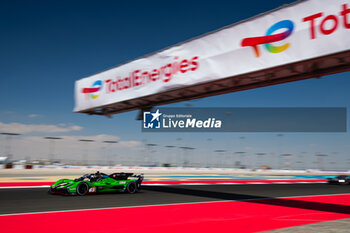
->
xmin=81 ymin=80 xmax=103 ymax=99
xmin=241 ymin=20 xmax=294 ymax=57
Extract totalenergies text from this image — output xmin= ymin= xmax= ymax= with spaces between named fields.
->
xmin=104 ymin=56 xmax=199 ymax=93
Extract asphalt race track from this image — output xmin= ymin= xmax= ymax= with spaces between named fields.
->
xmin=1 ymin=183 xmax=350 ymax=215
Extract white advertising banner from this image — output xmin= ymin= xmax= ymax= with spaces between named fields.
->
xmin=75 ymin=0 xmax=350 ymax=112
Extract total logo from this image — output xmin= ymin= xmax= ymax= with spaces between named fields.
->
xmin=241 ymin=4 xmax=350 ymax=58
xmin=241 ymin=20 xmax=294 ymax=57
xmin=81 ymin=80 xmax=103 ymax=99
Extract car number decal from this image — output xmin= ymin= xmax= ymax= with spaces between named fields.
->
xmin=89 ymin=187 xmax=97 ymax=193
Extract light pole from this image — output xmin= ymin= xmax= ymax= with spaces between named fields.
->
xmin=165 ymin=145 xmax=175 ymax=166
xmin=176 ymin=138 xmax=182 ymax=167
xmin=180 ymin=146 xmax=195 ymax=167
xmin=297 ymin=152 xmax=307 ymax=170
xmin=78 ymin=139 xmax=95 ymax=165
xmin=276 ymin=134 xmax=284 ymax=169
xmin=225 ymin=112 xmax=232 ymax=166
xmin=1 ymin=132 xmax=21 ymax=162
xmin=235 ymin=152 xmax=246 ymax=169
xmin=103 ymin=140 xmax=118 ymax=166
xmin=239 ymin=136 xmax=247 ymax=167
xmin=44 ymin=137 xmax=62 ymax=164
xmin=331 ymin=152 xmax=338 ymax=170
xmin=329 ymin=161 xmax=336 ymax=170
xmin=281 ymin=153 xmax=292 ymax=170
xmin=207 ymin=138 xmax=213 ymax=168
xmin=146 ymin=143 xmax=157 ymax=166
xmin=214 ymin=150 xmax=226 ymax=168
xmin=268 ymin=152 xmax=275 ymax=169
xmin=315 ymin=153 xmax=327 ymax=171
xmin=255 ymin=153 xmax=266 ymax=169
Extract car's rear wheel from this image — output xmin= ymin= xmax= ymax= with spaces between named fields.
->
xmin=77 ymin=182 xmax=89 ymax=196
xmin=126 ymin=182 xmax=137 ymax=194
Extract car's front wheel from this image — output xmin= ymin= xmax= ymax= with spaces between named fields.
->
xmin=126 ymin=182 xmax=137 ymax=194
xmin=76 ymin=182 xmax=89 ymax=196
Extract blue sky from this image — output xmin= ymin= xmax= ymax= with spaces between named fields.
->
xmin=0 ymin=0 xmax=349 ymax=169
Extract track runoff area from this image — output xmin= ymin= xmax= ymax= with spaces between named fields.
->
xmin=1 ymin=177 xmax=350 ymax=233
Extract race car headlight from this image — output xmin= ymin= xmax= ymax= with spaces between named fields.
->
xmin=56 ymin=182 xmax=72 ymax=187
xmin=339 ymin=180 xmax=345 ymax=182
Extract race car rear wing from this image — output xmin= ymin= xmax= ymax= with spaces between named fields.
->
xmin=109 ymin=172 xmax=144 ymax=182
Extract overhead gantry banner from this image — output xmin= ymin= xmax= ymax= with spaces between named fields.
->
xmin=75 ymin=0 xmax=350 ymax=115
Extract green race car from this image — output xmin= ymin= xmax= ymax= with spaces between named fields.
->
xmin=49 ymin=171 xmax=144 ymax=196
